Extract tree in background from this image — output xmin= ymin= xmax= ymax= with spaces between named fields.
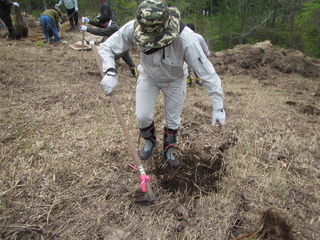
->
xmin=297 ymin=0 xmax=320 ymax=57
xmin=177 ymin=0 xmax=319 ymax=57
xmin=17 ymin=0 xmax=137 ymax=24
xmin=14 ymin=0 xmax=320 ymax=58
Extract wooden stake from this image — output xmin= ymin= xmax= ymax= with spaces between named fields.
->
xmin=80 ymin=30 xmax=85 ymax=72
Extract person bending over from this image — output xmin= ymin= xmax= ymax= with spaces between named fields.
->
xmin=40 ymin=7 xmax=61 ymax=43
xmin=98 ymin=0 xmax=225 ymax=167
xmin=81 ymin=15 xmax=138 ymax=78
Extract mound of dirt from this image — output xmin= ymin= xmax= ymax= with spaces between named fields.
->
xmin=11 ymin=7 xmax=28 ymax=39
xmin=212 ymin=40 xmax=320 ymax=79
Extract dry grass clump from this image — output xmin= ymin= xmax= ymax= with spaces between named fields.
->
xmin=231 ymin=208 xmax=294 ymax=240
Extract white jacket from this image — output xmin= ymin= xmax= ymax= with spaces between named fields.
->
xmin=57 ymin=0 xmax=77 ymax=10
xmin=99 ymin=20 xmax=223 ymax=110
xmin=195 ymin=32 xmax=211 ymax=57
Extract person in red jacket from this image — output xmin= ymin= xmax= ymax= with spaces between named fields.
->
xmin=0 ymin=0 xmax=19 ymax=39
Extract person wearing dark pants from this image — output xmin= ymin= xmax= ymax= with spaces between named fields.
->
xmin=81 ymin=15 xmax=138 ymax=77
xmin=0 ymin=0 xmax=19 ymax=39
xmin=56 ymin=0 xmax=78 ymax=31
xmin=100 ymin=0 xmax=111 ymax=19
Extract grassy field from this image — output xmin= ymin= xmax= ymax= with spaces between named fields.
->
xmin=0 ymin=31 xmax=319 ymax=240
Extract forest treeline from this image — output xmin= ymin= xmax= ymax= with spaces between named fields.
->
xmin=16 ymin=0 xmax=320 ymax=58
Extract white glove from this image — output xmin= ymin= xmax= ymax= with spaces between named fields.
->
xmin=212 ymin=108 xmax=226 ymax=126
xmin=100 ymin=70 xmax=118 ymax=95
xmin=58 ymin=22 xmax=61 ymax=27
xmin=80 ymin=25 xmax=87 ymax=31
xmin=75 ymin=7 xmax=78 ymax=11
xmin=89 ymin=40 xmax=95 ymax=45
xmin=12 ymin=2 xmax=19 ymax=7
xmin=82 ymin=17 xmax=90 ymax=23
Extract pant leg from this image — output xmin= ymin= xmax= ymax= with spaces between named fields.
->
xmin=121 ymin=50 xmax=136 ymax=68
xmin=0 ymin=10 xmax=14 ymax=35
xmin=135 ymin=73 xmax=160 ymax=129
xmin=45 ymin=16 xmax=60 ymax=42
xmin=160 ymin=79 xmax=186 ymax=130
xmin=40 ymin=15 xmax=51 ymax=42
xmin=66 ymin=8 xmax=75 ymax=25
xmin=73 ymin=10 xmax=78 ymax=25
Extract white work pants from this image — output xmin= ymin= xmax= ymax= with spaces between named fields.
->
xmin=135 ymin=74 xmax=186 ymax=130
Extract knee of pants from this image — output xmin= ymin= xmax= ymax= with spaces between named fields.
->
xmin=136 ymin=115 xmax=153 ymax=129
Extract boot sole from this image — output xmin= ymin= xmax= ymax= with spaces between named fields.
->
xmin=167 ymin=160 xmax=180 ymax=168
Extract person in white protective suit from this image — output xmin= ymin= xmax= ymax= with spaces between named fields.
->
xmin=185 ymin=23 xmax=211 ymax=87
xmin=98 ymin=0 xmax=225 ymax=168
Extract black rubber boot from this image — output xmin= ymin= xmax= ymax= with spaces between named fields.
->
xmin=129 ymin=67 xmax=138 ymax=77
xmin=8 ymin=27 xmax=15 ymax=39
xmin=139 ymin=122 xmax=156 ymax=160
xmin=163 ymin=127 xmax=180 ymax=167
xmin=69 ymin=22 xmax=75 ymax=32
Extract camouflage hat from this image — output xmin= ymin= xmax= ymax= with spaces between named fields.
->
xmin=133 ymin=0 xmax=180 ymax=48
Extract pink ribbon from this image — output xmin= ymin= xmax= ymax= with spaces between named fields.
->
xmin=128 ymin=163 xmax=138 ymax=171
xmin=140 ymin=174 xmax=151 ymax=192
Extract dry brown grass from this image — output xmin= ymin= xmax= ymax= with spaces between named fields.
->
xmin=0 ymin=33 xmax=319 ymax=240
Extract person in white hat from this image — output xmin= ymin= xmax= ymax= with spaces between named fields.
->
xmin=98 ymin=0 xmax=225 ymax=168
